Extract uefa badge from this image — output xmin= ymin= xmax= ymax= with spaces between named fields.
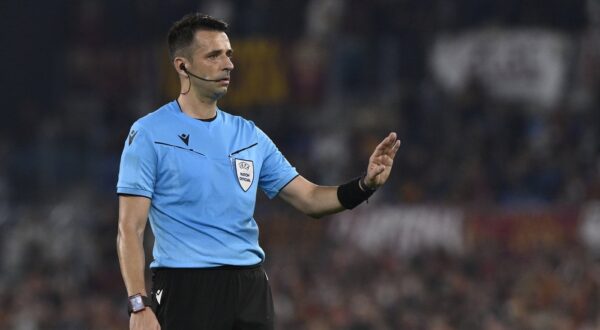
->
xmin=235 ymin=159 xmax=254 ymax=192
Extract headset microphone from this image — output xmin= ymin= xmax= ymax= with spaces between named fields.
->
xmin=180 ymin=64 xmax=222 ymax=82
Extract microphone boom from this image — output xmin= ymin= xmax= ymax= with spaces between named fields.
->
xmin=185 ymin=68 xmax=222 ymax=82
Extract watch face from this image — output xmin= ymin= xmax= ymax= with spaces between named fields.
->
xmin=130 ymin=295 xmax=145 ymax=312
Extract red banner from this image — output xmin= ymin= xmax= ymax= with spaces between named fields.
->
xmin=466 ymin=207 xmax=579 ymax=254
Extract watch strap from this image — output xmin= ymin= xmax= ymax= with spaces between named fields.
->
xmin=127 ymin=293 xmax=152 ymax=315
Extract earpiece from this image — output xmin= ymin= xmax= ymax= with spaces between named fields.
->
xmin=180 ymin=63 xmax=187 ymax=72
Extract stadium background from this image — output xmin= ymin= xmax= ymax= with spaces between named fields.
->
xmin=1 ymin=0 xmax=600 ymax=329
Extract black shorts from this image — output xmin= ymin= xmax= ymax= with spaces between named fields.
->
xmin=150 ymin=264 xmax=274 ymax=330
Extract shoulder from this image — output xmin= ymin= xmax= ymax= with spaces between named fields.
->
xmin=136 ymin=102 xmax=175 ymax=126
xmin=218 ymin=109 xmax=265 ymax=141
xmin=131 ymin=102 xmax=177 ymax=133
xmin=217 ymin=110 xmax=278 ymax=150
xmin=218 ymin=109 xmax=257 ymax=130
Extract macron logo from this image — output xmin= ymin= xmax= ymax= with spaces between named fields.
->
xmin=178 ymin=133 xmax=190 ymax=146
xmin=128 ymin=130 xmax=138 ymax=145
xmin=156 ymin=289 xmax=163 ymax=305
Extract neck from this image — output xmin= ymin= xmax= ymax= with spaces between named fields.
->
xmin=177 ymin=92 xmax=218 ymax=120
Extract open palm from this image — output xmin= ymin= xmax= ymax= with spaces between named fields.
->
xmin=364 ymin=132 xmax=401 ymax=189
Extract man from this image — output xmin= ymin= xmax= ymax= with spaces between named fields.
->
xmin=116 ymin=13 xmax=401 ymax=330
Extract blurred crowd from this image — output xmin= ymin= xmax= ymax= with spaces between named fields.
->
xmin=266 ymin=217 xmax=600 ymax=329
xmin=1 ymin=0 xmax=600 ymax=328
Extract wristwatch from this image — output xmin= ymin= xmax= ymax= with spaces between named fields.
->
xmin=127 ymin=293 xmax=151 ymax=315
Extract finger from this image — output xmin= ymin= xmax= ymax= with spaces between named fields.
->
xmin=373 ymin=132 xmax=398 ymax=156
xmin=387 ymin=131 xmax=396 ymax=139
xmin=372 ymin=155 xmax=393 ymax=166
xmin=388 ymin=140 xmax=401 ymax=157
xmin=374 ymin=142 xmax=400 ymax=163
xmin=378 ymin=139 xmax=400 ymax=157
xmin=383 ymin=132 xmax=397 ymax=147
xmin=379 ymin=132 xmax=397 ymax=148
xmin=382 ymin=156 xmax=394 ymax=166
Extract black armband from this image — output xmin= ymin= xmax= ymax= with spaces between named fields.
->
xmin=337 ymin=175 xmax=376 ymax=210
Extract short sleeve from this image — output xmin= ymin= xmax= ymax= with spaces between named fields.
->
xmin=116 ymin=122 xmax=157 ymax=198
xmin=256 ymin=127 xmax=299 ymax=199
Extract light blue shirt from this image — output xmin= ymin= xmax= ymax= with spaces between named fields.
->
xmin=117 ymin=101 xmax=298 ymax=268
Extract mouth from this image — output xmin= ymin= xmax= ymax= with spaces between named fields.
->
xmin=217 ymin=78 xmax=230 ymax=85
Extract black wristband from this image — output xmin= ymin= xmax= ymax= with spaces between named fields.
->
xmin=337 ymin=176 xmax=376 ymax=210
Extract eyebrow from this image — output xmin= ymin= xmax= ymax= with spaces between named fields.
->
xmin=205 ymin=49 xmax=233 ymax=57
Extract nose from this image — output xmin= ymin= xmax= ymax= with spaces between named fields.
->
xmin=224 ymin=56 xmax=234 ymax=71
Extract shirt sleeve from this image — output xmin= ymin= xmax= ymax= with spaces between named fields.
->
xmin=116 ymin=122 xmax=157 ymax=198
xmin=256 ymin=127 xmax=299 ymax=199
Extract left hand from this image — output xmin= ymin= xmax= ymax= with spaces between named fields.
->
xmin=364 ymin=132 xmax=401 ymax=189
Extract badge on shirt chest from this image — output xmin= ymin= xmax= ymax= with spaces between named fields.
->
xmin=235 ymin=159 xmax=254 ymax=192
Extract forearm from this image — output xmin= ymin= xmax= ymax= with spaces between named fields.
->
xmin=303 ymin=185 xmax=345 ymax=218
xmin=280 ymin=175 xmax=378 ymax=218
xmin=279 ymin=177 xmax=345 ymax=218
xmin=117 ymin=227 xmax=147 ymax=296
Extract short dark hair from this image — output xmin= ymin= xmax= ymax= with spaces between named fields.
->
xmin=167 ymin=13 xmax=228 ymax=60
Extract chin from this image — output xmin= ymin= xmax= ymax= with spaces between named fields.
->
xmin=212 ymin=90 xmax=227 ymax=100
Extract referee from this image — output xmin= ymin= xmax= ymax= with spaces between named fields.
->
xmin=116 ymin=13 xmax=401 ymax=330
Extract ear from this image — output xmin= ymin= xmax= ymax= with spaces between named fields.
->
xmin=174 ymin=57 xmax=188 ymax=77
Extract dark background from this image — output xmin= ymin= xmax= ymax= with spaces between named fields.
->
xmin=1 ymin=0 xmax=599 ymax=329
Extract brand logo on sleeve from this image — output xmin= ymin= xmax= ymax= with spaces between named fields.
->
xmin=235 ymin=159 xmax=254 ymax=192
xmin=128 ymin=130 xmax=138 ymax=145
xmin=178 ymin=133 xmax=190 ymax=146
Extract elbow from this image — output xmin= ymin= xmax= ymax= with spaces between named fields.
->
xmin=116 ymin=222 xmax=144 ymax=258
xmin=116 ymin=224 xmax=129 ymax=249
xmin=307 ymin=212 xmax=323 ymax=219
xmin=300 ymin=202 xmax=324 ymax=219
xmin=305 ymin=208 xmax=334 ymax=219
xmin=117 ymin=222 xmax=130 ymax=239
xmin=300 ymin=199 xmax=339 ymax=219
xmin=117 ymin=219 xmax=144 ymax=241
